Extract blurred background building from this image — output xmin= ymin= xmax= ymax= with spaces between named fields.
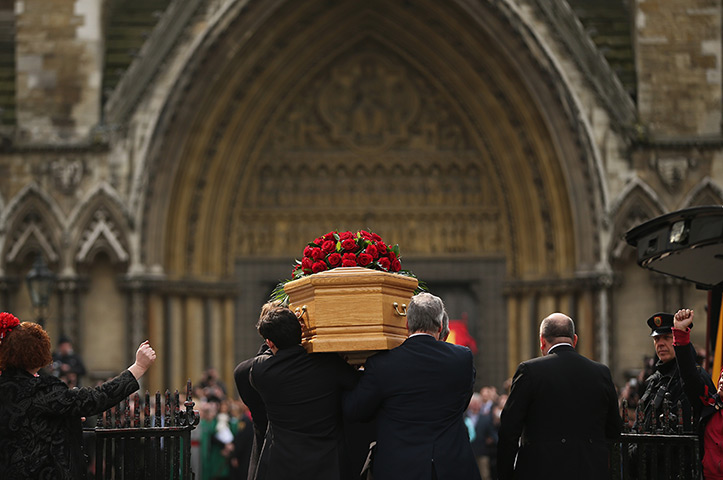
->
xmin=0 ymin=0 xmax=720 ymax=391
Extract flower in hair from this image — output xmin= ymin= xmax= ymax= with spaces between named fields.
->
xmin=0 ymin=312 xmax=20 ymax=341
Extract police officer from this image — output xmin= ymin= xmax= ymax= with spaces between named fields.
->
xmin=632 ymin=312 xmax=715 ymax=479
xmin=638 ymin=312 xmax=701 ymax=432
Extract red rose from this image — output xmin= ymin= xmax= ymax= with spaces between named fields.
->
xmin=312 ymin=261 xmax=327 ymax=273
xmin=303 ymin=245 xmax=314 ymax=258
xmin=341 ymin=239 xmax=357 ymax=251
xmin=323 ymin=232 xmax=336 ymax=241
xmin=311 ymin=247 xmax=324 ymax=260
xmin=301 ymin=257 xmax=313 ymax=273
xmin=378 ymin=257 xmax=391 ymax=270
xmin=360 ymin=230 xmax=372 ymax=239
xmin=388 ymin=251 xmax=397 ymax=261
xmin=328 ymin=253 xmax=342 ymax=267
xmin=342 ymin=253 xmax=357 ymax=267
xmin=371 ymin=233 xmax=382 ymax=242
xmin=339 ymin=231 xmax=355 ymax=240
xmin=313 ymin=237 xmax=323 ymax=246
xmin=376 ymin=241 xmax=387 ymax=253
xmin=365 ymin=244 xmax=379 ymax=259
xmin=391 ymin=259 xmax=402 ymax=272
xmin=321 ymin=240 xmax=336 ymax=254
xmin=358 ymin=253 xmax=373 ymax=266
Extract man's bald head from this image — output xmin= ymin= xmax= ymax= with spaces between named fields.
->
xmin=539 ymin=313 xmax=576 ymax=355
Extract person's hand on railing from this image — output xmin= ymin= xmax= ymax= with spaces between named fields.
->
xmin=673 ymin=309 xmax=694 ymax=331
xmin=128 ymin=341 xmax=157 ymax=379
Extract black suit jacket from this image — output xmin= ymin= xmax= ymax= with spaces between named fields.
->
xmin=234 ymin=344 xmax=271 ymax=480
xmin=235 ymin=344 xmax=359 ymax=480
xmin=344 ymin=334 xmax=481 ymax=480
xmin=497 ymin=345 xmax=621 ymax=480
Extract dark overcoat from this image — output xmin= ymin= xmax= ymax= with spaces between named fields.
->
xmin=0 ymin=368 xmax=140 ymax=480
xmin=236 ymin=344 xmax=359 ymax=480
xmin=343 ymin=334 xmax=481 ymax=480
xmin=497 ymin=345 xmax=621 ymax=480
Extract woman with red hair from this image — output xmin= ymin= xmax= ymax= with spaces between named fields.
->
xmin=0 ymin=312 xmax=156 ymax=479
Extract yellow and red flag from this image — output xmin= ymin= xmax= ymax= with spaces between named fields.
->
xmin=446 ymin=314 xmax=477 ymax=354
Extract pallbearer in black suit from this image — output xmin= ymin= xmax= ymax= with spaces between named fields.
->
xmin=497 ymin=313 xmax=621 ymax=480
xmin=343 ymin=292 xmax=481 ymax=480
xmin=233 ymin=306 xmax=360 ymax=480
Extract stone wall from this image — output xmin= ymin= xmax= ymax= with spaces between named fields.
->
xmin=2 ymin=0 xmax=723 ymax=390
xmin=636 ymin=0 xmax=722 ymax=137
xmin=15 ymin=0 xmax=103 ymax=143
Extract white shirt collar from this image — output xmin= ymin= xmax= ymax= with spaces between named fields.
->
xmin=548 ymin=342 xmax=573 ymax=354
xmin=409 ymin=332 xmax=436 ymax=338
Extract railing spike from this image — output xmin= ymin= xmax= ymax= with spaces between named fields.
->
xmin=124 ymin=396 xmax=131 ymax=428
xmin=133 ymin=393 xmax=141 ymax=428
xmin=165 ymin=389 xmax=171 ymax=428
xmin=173 ymin=389 xmax=180 ymax=427
xmin=144 ymin=391 xmax=151 ymax=428
xmin=155 ymin=391 xmax=161 ymax=427
xmin=114 ymin=404 xmax=121 ymax=429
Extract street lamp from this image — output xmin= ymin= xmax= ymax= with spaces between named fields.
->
xmin=26 ymin=254 xmax=56 ymax=327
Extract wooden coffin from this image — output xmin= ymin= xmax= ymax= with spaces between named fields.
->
xmin=284 ymin=267 xmax=418 ymax=362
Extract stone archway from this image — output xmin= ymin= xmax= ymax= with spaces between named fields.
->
xmin=139 ymin=0 xmax=605 ymax=386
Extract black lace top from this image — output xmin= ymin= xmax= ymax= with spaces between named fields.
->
xmin=0 ymin=367 xmax=139 ymax=480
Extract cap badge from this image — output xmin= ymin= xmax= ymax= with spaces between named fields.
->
xmin=654 ymin=316 xmax=662 ymax=327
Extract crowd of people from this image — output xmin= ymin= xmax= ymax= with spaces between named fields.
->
xmin=193 ymin=307 xmax=723 ymax=480
xmin=4 ymin=301 xmax=723 ymax=480
xmin=190 ymin=368 xmax=258 ymax=480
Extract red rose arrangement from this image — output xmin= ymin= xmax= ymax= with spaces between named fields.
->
xmin=292 ymin=230 xmax=402 ymax=278
xmin=271 ymin=230 xmax=419 ymax=302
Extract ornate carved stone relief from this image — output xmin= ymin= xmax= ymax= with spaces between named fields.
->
xmin=51 ymin=157 xmax=85 ymax=195
xmin=269 ymin=48 xmax=471 ymax=152
xmin=650 ymin=155 xmax=697 ymax=190
xmin=237 ymin=45 xmax=499 ymax=257
xmin=236 ymin=209 xmax=500 ymax=258
xmin=317 ymin=52 xmax=420 ymax=153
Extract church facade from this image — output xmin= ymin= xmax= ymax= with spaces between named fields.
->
xmin=0 ymin=0 xmax=721 ymax=391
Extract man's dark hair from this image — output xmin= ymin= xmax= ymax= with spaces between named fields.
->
xmin=256 ymin=306 xmax=302 ymax=349
xmin=540 ymin=314 xmax=575 ymax=342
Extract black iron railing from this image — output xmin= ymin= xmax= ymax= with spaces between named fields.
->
xmin=610 ymin=399 xmax=701 ymax=480
xmin=83 ymin=380 xmax=200 ymax=480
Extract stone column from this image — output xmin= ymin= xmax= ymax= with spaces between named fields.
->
xmin=15 ymin=0 xmax=104 ymax=142
xmin=127 ymin=283 xmax=148 ymax=364
xmin=56 ymin=276 xmax=85 ymax=348
xmin=147 ymin=291 xmax=164 ymax=393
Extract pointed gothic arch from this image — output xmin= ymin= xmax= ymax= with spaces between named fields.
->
xmin=68 ymin=186 xmax=132 ymax=268
xmin=683 ymin=177 xmax=723 ymax=208
xmin=609 ymin=178 xmax=666 ymax=261
xmin=1 ymin=184 xmax=64 ymax=271
xmin=124 ymin=0 xmax=623 ymax=381
xmin=138 ymin=0 xmax=605 ymax=280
